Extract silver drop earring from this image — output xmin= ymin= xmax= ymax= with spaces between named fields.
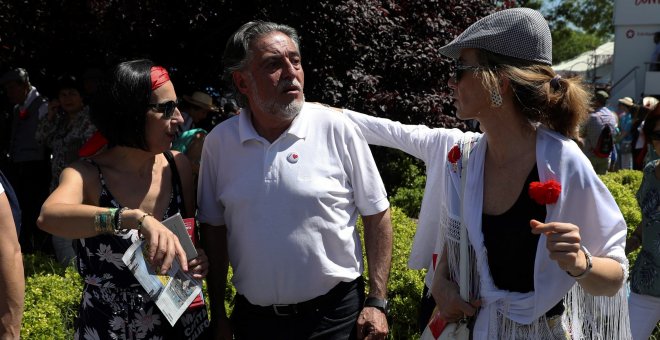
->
xmin=490 ymin=89 xmax=503 ymax=107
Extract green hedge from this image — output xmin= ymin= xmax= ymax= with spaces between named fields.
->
xmin=359 ymin=206 xmax=425 ymax=339
xmin=21 ymin=253 xmax=81 ymax=339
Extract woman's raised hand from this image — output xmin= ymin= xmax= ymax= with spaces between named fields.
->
xmin=530 ymin=219 xmax=584 ymax=274
xmin=138 ymin=214 xmax=188 ymax=274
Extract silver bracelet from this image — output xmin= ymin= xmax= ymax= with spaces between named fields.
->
xmin=114 ymin=207 xmax=129 ymax=233
xmin=567 ymin=245 xmax=592 ymax=280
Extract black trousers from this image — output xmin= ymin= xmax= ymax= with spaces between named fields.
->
xmin=231 ymin=277 xmax=364 ymax=340
xmin=6 ymin=160 xmax=52 ymax=254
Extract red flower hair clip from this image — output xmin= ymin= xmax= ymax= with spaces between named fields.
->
xmin=528 ymin=179 xmax=561 ymax=205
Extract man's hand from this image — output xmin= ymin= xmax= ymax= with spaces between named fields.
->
xmin=356 ymin=306 xmax=388 ymax=339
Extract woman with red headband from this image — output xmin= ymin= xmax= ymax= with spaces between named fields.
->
xmin=37 ymin=60 xmax=209 ymax=339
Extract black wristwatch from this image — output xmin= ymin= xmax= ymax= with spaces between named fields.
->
xmin=364 ymin=297 xmax=389 ymax=314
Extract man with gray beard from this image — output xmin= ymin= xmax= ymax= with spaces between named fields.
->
xmin=197 ymin=21 xmax=393 ymax=340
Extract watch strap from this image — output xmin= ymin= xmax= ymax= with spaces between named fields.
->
xmin=364 ymin=297 xmax=388 ymax=313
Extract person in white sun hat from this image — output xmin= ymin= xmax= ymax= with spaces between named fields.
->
xmin=344 ymin=7 xmax=630 ymax=339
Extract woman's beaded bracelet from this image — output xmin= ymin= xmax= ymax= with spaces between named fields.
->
xmin=137 ymin=212 xmax=154 ymax=232
xmin=567 ymin=245 xmax=593 ymax=280
xmin=114 ymin=207 xmax=130 ymax=233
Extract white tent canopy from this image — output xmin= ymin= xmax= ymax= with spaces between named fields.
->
xmin=553 ymin=41 xmax=614 ymax=85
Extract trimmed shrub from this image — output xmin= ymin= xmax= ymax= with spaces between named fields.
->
xmin=600 ymin=170 xmax=643 ymax=264
xmin=389 ymin=157 xmax=426 ymax=219
xmin=21 ymin=253 xmax=81 ymax=339
xmin=359 ymin=206 xmax=425 ymax=339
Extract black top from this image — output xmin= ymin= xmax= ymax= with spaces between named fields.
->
xmin=482 ymin=165 xmax=546 ymax=293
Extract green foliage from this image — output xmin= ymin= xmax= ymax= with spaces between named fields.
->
xmin=382 ymin=207 xmax=426 ymax=339
xmin=600 ymin=170 xmax=644 ymax=267
xmin=359 ymin=206 xmax=425 ymax=339
xmin=600 ymin=170 xmax=643 ymax=228
xmin=224 ymin=266 xmax=236 ymax=316
xmin=547 ymin=0 xmax=613 ymax=40
xmin=389 ymin=158 xmax=426 ymax=219
xmin=0 ymin=0 xmax=498 ymax=129
xmin=540 ymin=0 xmax=612 ymax=64
xmin=513 ymin=0 xmax=542 ymax=10
xmin=551 ymin=28 xmax=605 ymax=65
xmin=21 ymin=254 xmax=81 ymax=339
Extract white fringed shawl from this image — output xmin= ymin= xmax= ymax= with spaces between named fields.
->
xmin=440 ymin=127 xmax=630 ymax=339
xmin=342 ymin=110 xmax=631 ymax=338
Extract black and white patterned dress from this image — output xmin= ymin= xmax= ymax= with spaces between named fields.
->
xmin=74 ymin=155 xmax=209 ymax=340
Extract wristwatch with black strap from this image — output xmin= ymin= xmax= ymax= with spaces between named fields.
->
xmin=363 ymin=297 xmax=389 ymax=315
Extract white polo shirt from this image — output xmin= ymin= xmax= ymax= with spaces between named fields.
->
xmin=197 ymin=102 xmax=389 ymax=306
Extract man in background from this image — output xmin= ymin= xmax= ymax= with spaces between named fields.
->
xmin=0 ymin=68 xmax=51 ymax=254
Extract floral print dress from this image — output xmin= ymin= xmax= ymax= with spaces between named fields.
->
xmin=74 ymin=154 xmax=208 ymax=340
xmin=631 ymin=159 xmax=660 ymax=297
xmin=35 ymin=106 xmax=96 ymax=192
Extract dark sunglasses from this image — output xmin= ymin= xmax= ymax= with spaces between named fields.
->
xmin=147 ymin=99 xmax=180 ymax=119
xmin=452 ymin=60 xmax=493 ymax=82
xmin=649 ymin=130 xmax=660 ymax=141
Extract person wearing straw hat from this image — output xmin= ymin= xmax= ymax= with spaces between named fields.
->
xmin=344 ymin=7 xmax=630 ymax=339
xmin=617 ymin=96 xmax=635 ymax=169
xmin=180 ymin=91 xmax=219 ymax=132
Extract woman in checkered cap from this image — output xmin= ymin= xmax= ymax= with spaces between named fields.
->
xmin=344 ymin=7 xmax=630 ymax=339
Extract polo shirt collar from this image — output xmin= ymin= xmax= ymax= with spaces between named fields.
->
xmin=238 ymin=103 xmax=309 ymax=143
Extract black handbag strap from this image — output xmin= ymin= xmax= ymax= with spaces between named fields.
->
xmin=163 ymin=150 xmax=187 ymax=217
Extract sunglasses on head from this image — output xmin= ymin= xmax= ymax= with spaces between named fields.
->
xmin=649 ymin=130 xmax=660 ymax=141
xmin=148 ymin=98 xmax=180 ymax=119
xmin=452 ymin=60 xmax=493 ymax=82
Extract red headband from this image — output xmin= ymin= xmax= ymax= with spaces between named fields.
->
xmin=150 ymin=66 xmax=170 ymax=90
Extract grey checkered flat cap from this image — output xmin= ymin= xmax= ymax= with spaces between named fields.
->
xmin=438 ymin=8 xmax=552 ymax=65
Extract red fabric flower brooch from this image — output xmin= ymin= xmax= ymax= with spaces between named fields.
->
xmin=448 ymin=145 xmax=461 ymax=173
xmin=528 ymin=179 xmax=561 ymax=205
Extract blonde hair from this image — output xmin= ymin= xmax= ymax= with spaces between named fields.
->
xmin=476 ymin=51 xmax=591 ymax=140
